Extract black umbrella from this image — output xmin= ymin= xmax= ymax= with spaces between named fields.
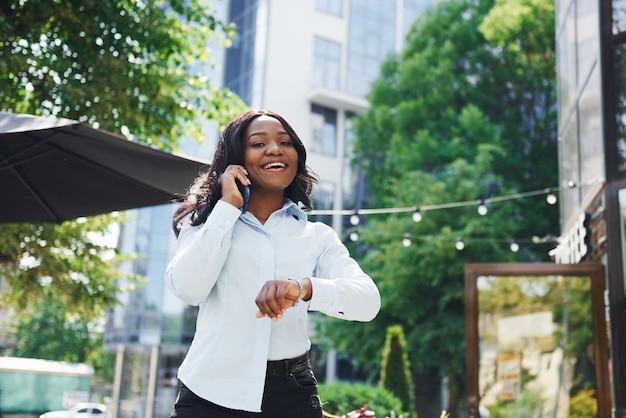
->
xmin=0 ymin=112 xmax=208 ymax=224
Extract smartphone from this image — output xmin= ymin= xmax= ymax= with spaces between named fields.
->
xmin=236 ymin=180 xmax=250 ymax=213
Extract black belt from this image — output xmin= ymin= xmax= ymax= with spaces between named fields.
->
xmin=266 ymin=352 xmax=310 ymax=378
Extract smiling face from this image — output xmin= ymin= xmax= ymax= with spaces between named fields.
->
xmin=243 ymin=115 xmax=299 ymax=194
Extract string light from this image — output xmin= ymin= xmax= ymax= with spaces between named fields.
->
xmin=477 ymin=199 xmax=488 ymax=216
xmin=412 ymin=208 xmax=422 ymax=222
xmin=344 ymin=231 xmax=559 ymax=251
xmin=309 ymin=180 xmax=602 ymax=218
xmin=532 ymin=234 xmax=559 ymax=243
xmin=402 ymin=233 xmax=411 ymax=247
xmin=329 ymin=179 xmax=602 ymax=252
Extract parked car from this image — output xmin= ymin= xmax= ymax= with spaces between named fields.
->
xmin=40 ymin=403 xmax=107 ymax=418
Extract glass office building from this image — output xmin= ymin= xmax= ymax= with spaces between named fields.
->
xmin=555 ymin=0 xmax=626 ymax=415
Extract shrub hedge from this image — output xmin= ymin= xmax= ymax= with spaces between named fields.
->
xmin=318 ymin=381 xmax=408 ymax=417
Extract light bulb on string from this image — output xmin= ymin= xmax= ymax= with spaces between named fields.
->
xmin=546 ymin=190 xmax=557 ymax=205
xmin=477 ymin=199 xmax=488 ymax=216
xmin=350 ymin=212 xmax=360 ymax=226
xmin=412 ymin=209 xmax=422 ymax=222
xmin=306 ymin=182 xmax=603 ymax=220
xmin=455 ymin=238 xmax=465 ymax=250
xmin=510 ymin=241 xmax=519 ymax=252
xmin=402 ymin=233 xmax=411 ymax=247
xmin=349 ymin=231 xmax=359 ymax=242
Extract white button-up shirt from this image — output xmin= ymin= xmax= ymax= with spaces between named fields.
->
xmin=164 ymin=199 xmax=381 ymax=412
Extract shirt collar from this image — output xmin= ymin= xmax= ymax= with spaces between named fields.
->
xmin=282 ymin=198 xmax=307 ymax=222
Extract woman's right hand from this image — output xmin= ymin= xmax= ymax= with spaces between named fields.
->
xmin=219 ymin=165 xmax=250 ymax=209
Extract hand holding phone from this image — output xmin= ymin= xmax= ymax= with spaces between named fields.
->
xmin=236 ymin=180 xmax=250 ymax=213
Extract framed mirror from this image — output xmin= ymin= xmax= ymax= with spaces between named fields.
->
xmin=465 ymin=263 xmax=611 ymax=418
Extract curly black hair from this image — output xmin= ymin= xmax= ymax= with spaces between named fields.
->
xmin=172 ymin=109 xmax=318 ymax=236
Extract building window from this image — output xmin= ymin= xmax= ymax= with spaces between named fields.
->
xmin=576 ymin=1 xmax=598 ymax=87
xmin=579 ymin=65 xmax=604 ymax=199
xmin=556 ymin=1 xmax=576 ymax=125
xmin=402 ymin=0 xmax=434 ymax=44
xmin=619 ymin=189 xmax=626 ymax=288
xmin=311 ymin=104 xmax=338 ymax=156
xmin=614 ymin=1 xmax=626 ymax=34
xmin=615 ymin=42 xmax=626 ymax=172
xmin=313 ymin=36 xmax=341 ymax=91
xmin=342 ymin=112 xmax=358 ymax=209
xmin=615 ymin=2 xmax=626 ymax=176
xmin=559 ymin=117 xmax=580 ymax=223
xmin=224 ymin=0 xmax=259 ymax=105
xmin=315 ymin=0 xmax=342 ymax=17
xmin=347 ymin=0 xmax=397 ymax=97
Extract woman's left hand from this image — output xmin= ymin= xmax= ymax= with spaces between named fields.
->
xmin=255 ymin=279 xmax=300 ymax=320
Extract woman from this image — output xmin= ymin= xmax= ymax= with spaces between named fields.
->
xmin=165 ymin=109 xmax=381 ymax=417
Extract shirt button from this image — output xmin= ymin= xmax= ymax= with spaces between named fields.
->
xmin=225 ymin=220 xmax=231 ymax=225
xmin=323 ymin=302 xmax=329 ymax=308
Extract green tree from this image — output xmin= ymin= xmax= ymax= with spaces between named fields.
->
xmin=86 ymin=332 xmax=117 ymax=385
xmin=8 ymin=293 xmax=116 ymax=383
xmin=0 ymin=215 xmax=136 ymax=320
xmin=0 ymin=0 xmax=245 ymax=149
xmin=320 ymin=0 xmax=558 ymax=416
xmin=380 ymin=325 xmax=415 ymax=414
xmin=0 ymin=0 xmax=247 ymax=318
xmin=10 ymin=295 xmax=98 ymax=362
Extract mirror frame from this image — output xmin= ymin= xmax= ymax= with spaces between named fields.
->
xmin=464 ymin=262 xmax=611 ymax=418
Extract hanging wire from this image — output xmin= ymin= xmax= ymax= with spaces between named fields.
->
xmin=309 ymin=178 xmax=602 ymax=217
xmin=334 ymin=179 xmax=601 ymax=251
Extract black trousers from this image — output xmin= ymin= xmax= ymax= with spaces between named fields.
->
xmin=169 ymin=353 xmax=323 ymax=418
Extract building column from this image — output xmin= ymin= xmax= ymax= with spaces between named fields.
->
xmin=111 ymin=345 xmax=125 ymax=418
xmin=145 ymin=345 xmax=160 ymax=418
xmin=325 ymin=349 xmax=337 ymax=384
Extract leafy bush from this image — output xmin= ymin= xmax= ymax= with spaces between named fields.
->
xmin=569 ymin=387 xmax=597 ymax=418
xmin=486 ymin=385 xmax=544 ymax=417
xmin=318 ymin=382 xmax=407 ymax=417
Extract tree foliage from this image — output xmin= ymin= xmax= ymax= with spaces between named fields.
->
xmin=317 ymin=382 xmax=406 ymax=418
xmin=320 ymin=0 xmax=558 ymax=415
xmin=0 ymin=1 xmax=246 ymax=328
xmin=10 ymin=295 xmax=99 ymax=362
xmin=569 ymin=388 xmax=598 ymax=418
xmin=0 ymin=0 xmax=246 ymax=149
xmin=0 ymin=214 xmax=140 ymax=320
xmin=7 ymin=291 xmax=116 ymax=382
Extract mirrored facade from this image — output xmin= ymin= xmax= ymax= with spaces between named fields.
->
xmin=556 ymin=0 xmax=626 ymax=414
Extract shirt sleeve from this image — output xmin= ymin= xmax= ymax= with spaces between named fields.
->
xmin=307 ymin=223 xmax=381 ymax=322
xmin=164 ymin=200 xmax=242 ymax=306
